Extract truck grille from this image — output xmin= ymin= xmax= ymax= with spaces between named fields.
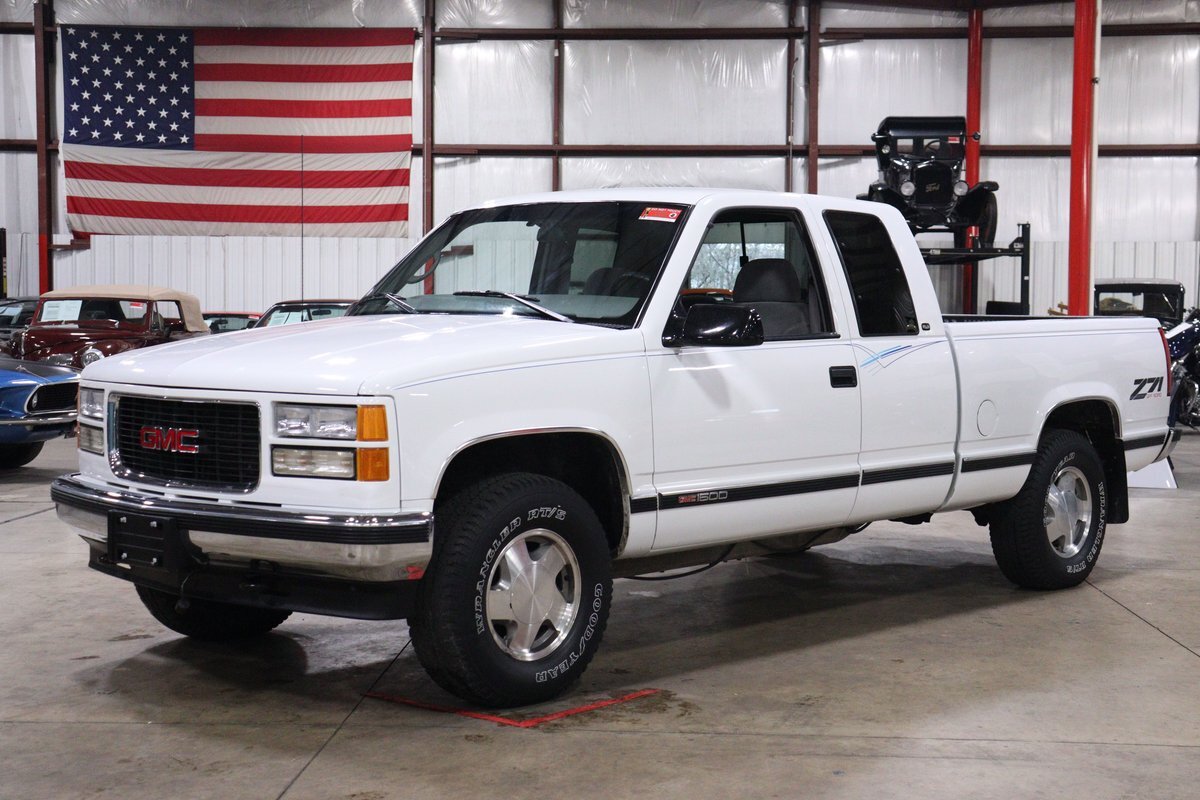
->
xmin=114 ymin=396 xmax=260 ymax=491
xmin=27 ymin=381 xmax=79 ymax=413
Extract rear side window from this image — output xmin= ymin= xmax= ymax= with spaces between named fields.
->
xmin=824 ymin=210 xmax=918 ymax=337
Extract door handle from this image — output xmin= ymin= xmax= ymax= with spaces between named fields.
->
xmin=829 ymin=366 xmax=857 ymax=388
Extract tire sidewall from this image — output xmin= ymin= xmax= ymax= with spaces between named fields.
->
xmin=1038 ymin=442 xmax=1107 ymax=579
xmin=445 ymin=482 xmax=611 ymax=702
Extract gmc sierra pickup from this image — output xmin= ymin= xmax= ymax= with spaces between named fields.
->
xmin=53 ymin=188 xmax=1177 ymax=707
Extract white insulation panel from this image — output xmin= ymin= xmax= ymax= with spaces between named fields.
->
xmin=0 ymin=0 xmax=1193 ymax=317
xmin=0 ymin=35 xmax=35 ymax=139
xmin=436 ymin=41 xmax=554 ymax=144
xmin=562 ymin=157 xmax=787 ymax=191
xmin=819 ymin=39 xmax=968 ymax=144
xmin=564 ymin=40 xmax=790 ymax=145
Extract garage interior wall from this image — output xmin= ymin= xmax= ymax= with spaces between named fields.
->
xmin=1 ymin=0 xmax=1197 ymax=315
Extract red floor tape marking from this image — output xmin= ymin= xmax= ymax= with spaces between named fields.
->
xmin=365 ymin=688 xmax=661 ymax=728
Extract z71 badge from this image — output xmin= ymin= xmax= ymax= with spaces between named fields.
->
xmin=1130 ymin=377 xmax=1165 ymax=400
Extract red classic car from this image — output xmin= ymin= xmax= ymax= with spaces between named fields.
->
xmin=7 ymin=285 xmax=209 ymax=369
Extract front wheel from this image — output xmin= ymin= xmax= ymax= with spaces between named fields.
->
xmin=410 ymin=473 xmax=612 ymax=707
xmin=0 ymin=441 xmax=44 ymax=470
xmin=989 ymin=430 xmax=1107 ymax=589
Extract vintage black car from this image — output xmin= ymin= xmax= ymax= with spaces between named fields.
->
xmin=859 ymin=116 xmax=998 ymax=247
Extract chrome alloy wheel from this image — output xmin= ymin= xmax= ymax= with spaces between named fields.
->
xmin=1042 ymin=465 xmax=1092 ymax=559
xmin=486 ymin=529 xmax=581 ymax=662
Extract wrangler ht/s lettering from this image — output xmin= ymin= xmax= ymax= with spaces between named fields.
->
xmin=53 ymin=189 xmax=1177 ymax=708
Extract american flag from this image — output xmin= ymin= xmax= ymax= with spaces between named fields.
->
xmin=61 ymin=26 xmax=413 ymax=237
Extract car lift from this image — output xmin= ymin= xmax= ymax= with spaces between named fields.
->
xmin=920 ymin=223 xmax=1032 ymax=315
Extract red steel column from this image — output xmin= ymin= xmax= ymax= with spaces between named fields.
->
xmin=965 ymin=9 xmax=982 ymax=186
xmin=1068 ymin=0 xmax=1099 ymax=315
xmin=33 ymin=0 xmax=53 ymax=293
xmin=805 ymin=0 xmax=820 ymax=194
xmin=962 ymin=8 xmax=983 ymax=314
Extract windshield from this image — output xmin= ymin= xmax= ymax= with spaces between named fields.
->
xmin=204 ymin=314 xmax=258 ymax=333
xmin=893 ymin=136 xmax=965 ymax=161
xmin=35 ymin=298 xmax=150 ymax=328
xmin=257 ymin=304 xmax=349 ymax=327
xmin=0 ymin=301 xmax=35 ymax=329
xmin=351 ymin=201 xmax=689 ymax=326
xmin=1096 ymin=289 xmax=1182 ymax=322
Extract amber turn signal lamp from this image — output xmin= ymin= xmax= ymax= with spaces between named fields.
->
xmin=357 ymin=448 xmax=389 ymax=482
xmin=357 ymin=405 xmax=388 ymax=441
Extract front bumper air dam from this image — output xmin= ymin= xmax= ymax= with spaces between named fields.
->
xmin=51 ymin=473 xmax=433 ymax=620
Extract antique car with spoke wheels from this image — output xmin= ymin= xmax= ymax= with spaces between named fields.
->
xmin=859 ymin=116 xmax=999 ymax=247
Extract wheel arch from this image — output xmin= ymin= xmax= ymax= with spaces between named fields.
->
xmin=1041 ymin=397 xmax=1129 ymax=524
xmin=434 ymin=428 xmax=631 ymax=555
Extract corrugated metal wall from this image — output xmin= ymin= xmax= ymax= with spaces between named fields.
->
xmin=1 ymin=0 xmax=1197 ymax=313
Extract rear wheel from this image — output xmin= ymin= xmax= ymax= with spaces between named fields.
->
xmin=135 ymin=585 xmax=291 ymax=640
xmin=989 ymin=430 xmax=1107 ymax=589
xmin=411 ymin=472 xmax=612 ymax=708
xmin=0 ymin=441 xmax=44 ymax=470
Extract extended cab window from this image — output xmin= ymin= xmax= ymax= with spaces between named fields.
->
xmin=824 ymin=210 xmax=918 ymax=337
xmin=678 ymin=208 xmax=832 ymax=340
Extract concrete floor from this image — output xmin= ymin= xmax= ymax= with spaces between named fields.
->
xmin=3 ymin=436 xmax=1199 ymax=800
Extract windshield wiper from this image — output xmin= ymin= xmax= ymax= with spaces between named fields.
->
xmin=355 ymin=292 xmax=418 ymax=314
xmin=453 ymin=291 xmax=574 ymax=323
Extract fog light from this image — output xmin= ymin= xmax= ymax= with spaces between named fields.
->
xmin=900 ymin=181 xmax=916 ymax=197
xmin=272 ymin=447 xmax=356 ymax=479
xmin=78 ymin=424 xmax=104 ymax=455
xmin=357 ymin=448 xmax=389 ymax=481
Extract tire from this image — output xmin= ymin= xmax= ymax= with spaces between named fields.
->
xmin=411 ymin=472 xmax=612 ymax=708
xmin=135 ymin=585 xmax=291 ymax=641
xmin=0 ymin=441 xmax=44 ymax=470
xmin=954 ymin=191 xmax=998 ymax=249
xmin=989 ymin=430 xmax=1107 ymax=590
xmin=975 ymin=190 xmax=998 ymax=248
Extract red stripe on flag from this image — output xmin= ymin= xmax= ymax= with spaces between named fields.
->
xmin=195 ymin=62 xmax=413 ymax=84
xmin=194 ymin=28 xmax=415 ymax=48
xmin=195 ymin=98 xmax=412 ymax=119
xmin=67 ymin=196 xmax=409 ymax=224
xmin=194 ymin=133 xmax=412 ymax=154
xmin=65 ymin=160 xmax=410 ymax=189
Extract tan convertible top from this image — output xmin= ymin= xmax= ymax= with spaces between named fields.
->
xmin=41 ymin=284 xmax=207 ymax=332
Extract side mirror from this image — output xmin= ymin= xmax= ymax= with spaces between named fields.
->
xmin=663 ymin=304 xmax=764 ymax=348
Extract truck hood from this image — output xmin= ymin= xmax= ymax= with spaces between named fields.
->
xmin=82 ymin=314 xmax=643 ymax=395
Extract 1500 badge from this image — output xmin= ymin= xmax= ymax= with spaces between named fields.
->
xmin=1130 ymin=377 xmax=1165 ymax=400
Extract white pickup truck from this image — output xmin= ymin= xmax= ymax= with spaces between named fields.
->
xmin=54 ymin=188 xmax=1177 ymax=708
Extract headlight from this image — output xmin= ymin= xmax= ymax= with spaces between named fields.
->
xmin=275 ymin=404 xmax=357 ymax=439
xmin=900 ymin=181 xmax=916 ymax=197
xmin=78 ymin=424 xmax=104 ymax=455
xmin=80 ymin=347 xmax=104 ymax=366
xmin=272 ymin=447 xmax=356 ymax=479
xmin=274 ymin=403 xmax=387 ymax=441
xmin=79 ymin=387 xmax=104 ymax=419
xmin=953 ymin=180 xmax=969 ymax=197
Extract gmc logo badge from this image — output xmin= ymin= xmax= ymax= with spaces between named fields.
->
xmin=139 ymin=426 xmax=200 ymax=454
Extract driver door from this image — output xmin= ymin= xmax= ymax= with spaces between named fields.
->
xmin=647 ymin=205 xmax=862 ymax=551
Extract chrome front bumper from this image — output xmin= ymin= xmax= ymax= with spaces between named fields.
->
xmin=51 ymin=473 xmax=433 ymax=583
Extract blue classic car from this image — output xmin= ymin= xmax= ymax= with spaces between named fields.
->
xmin=0 ymin=356 xmax=79 ymax=469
